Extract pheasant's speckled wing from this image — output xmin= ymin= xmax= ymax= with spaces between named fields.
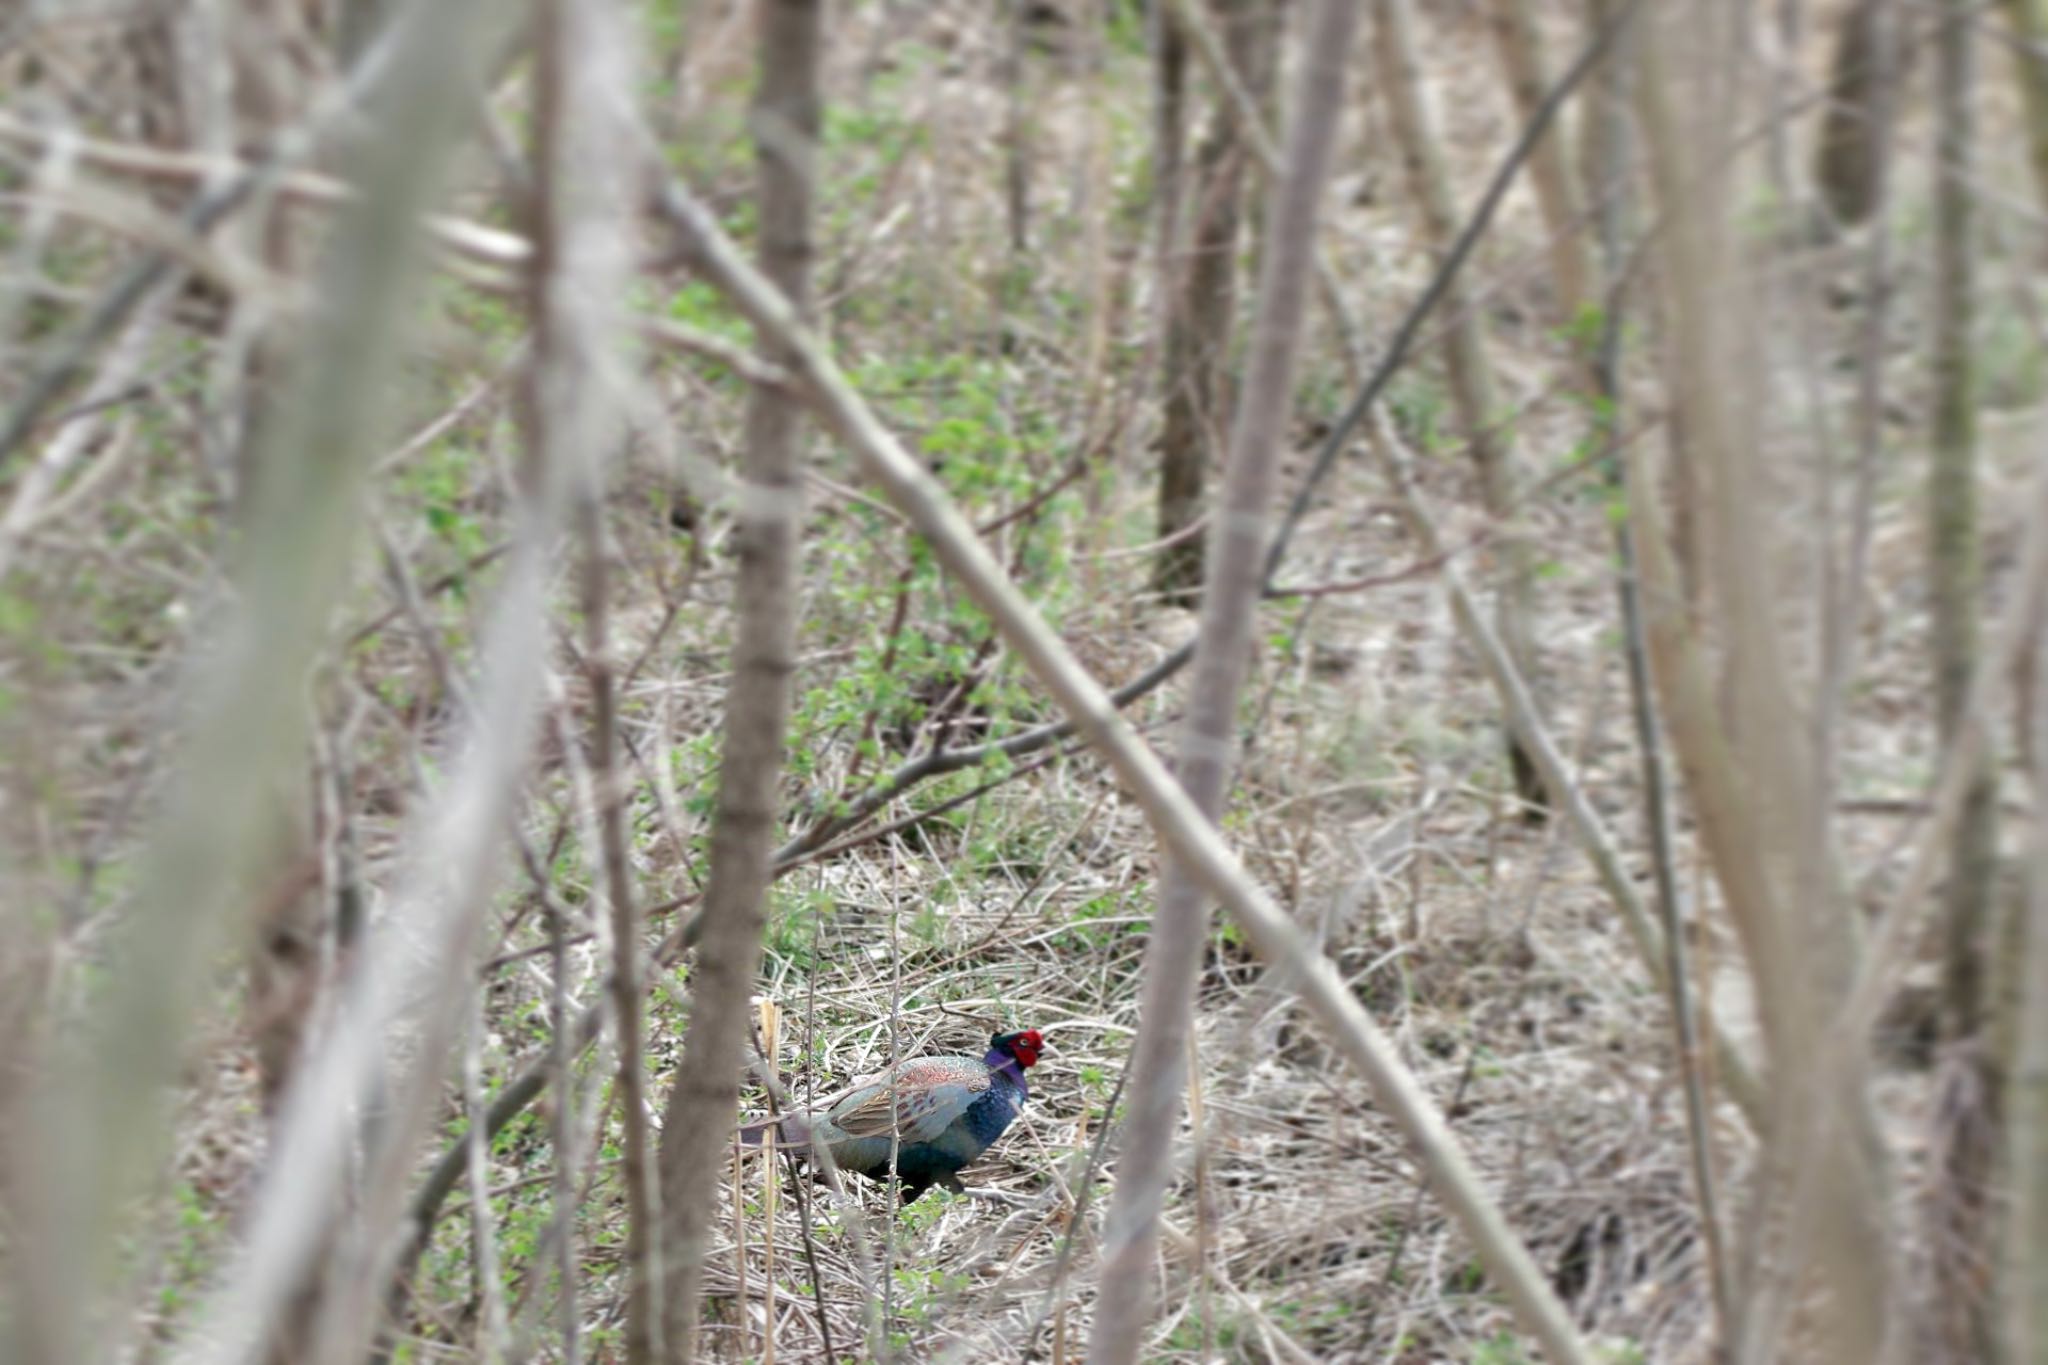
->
xmin=823 ymin=1056 xmax=990 ymax=1144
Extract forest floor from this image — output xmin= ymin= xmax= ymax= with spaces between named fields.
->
xmin=59 ymin=0 xmax=2047 ymax=1361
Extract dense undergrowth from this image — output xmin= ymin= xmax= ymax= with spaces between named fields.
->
xmin=5 ymin=1 xmax=2040 ymax=1361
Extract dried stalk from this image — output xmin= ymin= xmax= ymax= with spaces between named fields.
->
xmin=1001 ymin=0 xmax=1034 ymax=254
xmin=548 ymin=900 xmax=583 ymax=1365
xmin=462 ymin=991 xmax=512 ymax=1361
xmin=759 ymin=1000 xmax=781 ymax=1365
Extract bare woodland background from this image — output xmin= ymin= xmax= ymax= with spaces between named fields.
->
xmin=1 ymin=0 xmax=2045 ymax=1362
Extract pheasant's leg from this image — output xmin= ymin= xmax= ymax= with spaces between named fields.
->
xmin=898 ymin=1178 xmax=930 ymax=1205
xmin=936 ymin=1173 xmax=967 ymax=1195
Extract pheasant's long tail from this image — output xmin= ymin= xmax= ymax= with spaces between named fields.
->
xmin=736 ymin=1112 xmax=814 ymax=1153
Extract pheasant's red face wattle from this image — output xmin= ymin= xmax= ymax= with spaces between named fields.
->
xmin=1002 ymin=1028 xmax=1045 ymax=1068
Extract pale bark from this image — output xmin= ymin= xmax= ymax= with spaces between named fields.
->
xmin=652 ymin=1 xmax=821 ymax=1359
xmin=1630 ymin=17 xmax=1895 ymax=1358
xmin=1579 ymin=2 xmax=1733 ymax=1337
xmin=524 ymin=0 xmax=663 ymax=1357
xmin=1999 ymin=6 xmax=2048 ymax=1349
xmin=1090 ymin=0 xmax=1360 ymax=1353
xmin=303 ymin=0 xmax=639 ymax=1353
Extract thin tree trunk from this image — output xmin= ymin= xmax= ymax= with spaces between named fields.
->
xmin=2005 ymin=0 xmax=2048 ymax=202
xmin=1817 ymin=0 xmax=1899 ymax=829
xmin=653 ymin=1 xmax=820 ymax=1359
xmin=1578 ymin=1 xmax=1734 ymax=1339
xmin=1483 ymin=0 xmax=1588 ymax=314
xmin=1154 ymin=0 xmax=1270 ymax=603
xmin=1152 ymin=0 xmax=1195 ymax=601
xmin=559 ymin=84 xmax=661 ymax=1365
xmin=1999 ymin=12 xmax=2048 ymax=1350
xmin=241 ymin=191 xmax=338 ymax=1365
xmin=1002 ymin=0 xmax=1034 ymax=255
xmin=509 ymin=4 xmax=665 ymax=1360
xmin=1335 ymin=1 xmax=1775 ymax=1136
xmin=1930 ymin=0 xmax=1992 ymax=963
xmin=2012 ymin=614 xmax=2048 ymax=1365
xmin=1629 ymin=17 xmax=1897 ymax=1359
xmin=1374 ymin=0 xmax=1548 ymax=819
xmin=1087 ymin=1 xmax=1361 ymax=1359
xmin=1377 ymin=418 xmax=1765 ymax=1125
xmin=1153 ymin=3 xmax=1187 ymax=370
xmin=1814 ymin=0 xmax=1887 ymax=231
xmin=1926 ymin=2 xmax=2003 ymax=1358
xmin=586 ymin=537 xmax=659 ymax=1362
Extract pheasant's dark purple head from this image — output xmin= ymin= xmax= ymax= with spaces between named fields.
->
xmin=991 ymin=1029 xmax=1045 ymax=1069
